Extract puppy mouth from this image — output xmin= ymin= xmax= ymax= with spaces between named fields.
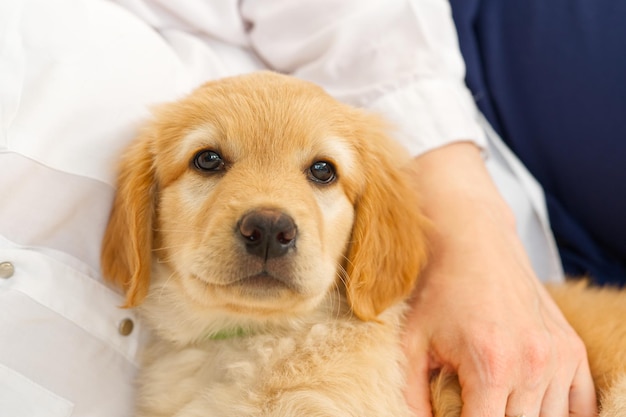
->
xmin=236 ymin=271 xmax=289 ymax=289
xmin=193 ymin=270 xmax=298 ymax=296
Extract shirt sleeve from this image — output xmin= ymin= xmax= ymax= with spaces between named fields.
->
xmin=240 ymin=0 xmax=486 ymax=156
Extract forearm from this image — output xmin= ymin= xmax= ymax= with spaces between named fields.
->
xmin=406 ymin=142 xmax=520 ymax=261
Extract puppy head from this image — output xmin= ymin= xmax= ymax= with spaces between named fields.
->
xmin=101 ymin=72 xmax=427 ymax=322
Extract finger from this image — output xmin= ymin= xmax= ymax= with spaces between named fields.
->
xmin=537 ymin=379 xmax=569 ymax=417
xmin=568 ymin=361 xmax=597 ymax=417
xmin=506 ymin=388 xmax=544 ymax=417
xmin=504 ymin=366 xmax=548 ymax=417
xmin=404 ymin=361 xmax=434 ymax=416
xmin=403 ymin=347 xmax=434 ymax=417
xmin=458 ymin=379 xmax=509 ymax=417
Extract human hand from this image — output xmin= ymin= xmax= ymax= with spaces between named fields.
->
xmin=401 ymin=143 xmax=597 ymax=417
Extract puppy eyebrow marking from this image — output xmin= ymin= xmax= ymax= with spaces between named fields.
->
xmin=312 ymin=137 xmax=357 ymax=178
xmin=180 ymin=125 xmax=221 ymax=163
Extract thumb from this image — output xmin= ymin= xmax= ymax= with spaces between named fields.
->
xmin=403 ymin=342 xmax=434 ymax=417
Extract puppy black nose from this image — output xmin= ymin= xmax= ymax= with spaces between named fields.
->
xmin=238 ymin=209 xmax=297 ymax=259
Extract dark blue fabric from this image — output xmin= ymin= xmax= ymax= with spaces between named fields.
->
xmin=449 ymin=0 xmax=626 ymax=284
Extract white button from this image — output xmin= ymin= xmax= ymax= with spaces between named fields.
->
xmin=0 ymin=262 xmax=14 ymax=279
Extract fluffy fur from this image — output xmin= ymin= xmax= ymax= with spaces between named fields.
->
xmin=102 ymin=72 xmax=427 ymax=417
xmin=102 ymin=72 xmax=626 ymax=417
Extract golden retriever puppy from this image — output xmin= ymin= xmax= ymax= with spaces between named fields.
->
xmin=102 ymin=72 xmax=626 ymax=417
xmin=102 ymin=71 xmax=427 ymax=417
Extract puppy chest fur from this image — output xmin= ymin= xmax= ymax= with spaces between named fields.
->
xmin=137 ymin=303 xmax=412 ymax=417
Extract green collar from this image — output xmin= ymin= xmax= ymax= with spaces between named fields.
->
xmin=206 ymin=327 xmax=251 ymax=341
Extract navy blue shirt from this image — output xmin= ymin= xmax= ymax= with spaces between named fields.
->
xmin=449 ymin=0 xmax=626 ymax=284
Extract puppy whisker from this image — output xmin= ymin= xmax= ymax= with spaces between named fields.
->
xmin=334 ymin=260 xmax=352 ymax=320
xmin=152 ymin=228 xmax=206 ymax=235
xmin=152 ymin=245 xmax=188 ymax=254
xmin=155 ymin=269 xmax=177 ymax=305
xmin=152 ymin=246 xmax=189 ymax=265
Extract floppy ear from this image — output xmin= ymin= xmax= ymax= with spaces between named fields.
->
xmin=345 ymin=128 xmax=429 ymax=321
xmin=101 ymin=129 xmax=156 ymax=308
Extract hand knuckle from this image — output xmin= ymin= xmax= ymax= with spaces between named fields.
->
xmin=472 ymin=338 xmax=511 ymax=385
xmin=524 ymin=340 xmax=551 ymax=377
xmin=567 ymin=336 xmax=589 ymax=363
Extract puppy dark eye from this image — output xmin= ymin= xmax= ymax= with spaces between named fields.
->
xmin=193 ymin=150 xmax=225 ymax=172
xmin=308 ymin=161 xmax=336 ymax=184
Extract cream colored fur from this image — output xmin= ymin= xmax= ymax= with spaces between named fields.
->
xmin=102 ymin=72 xmax=426 ymax=416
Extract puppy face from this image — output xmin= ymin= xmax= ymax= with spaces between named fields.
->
xmin=155 ymin=117 xmax=357 ymax=317
xmin=102 ymin=72 xmax=427 ymax=325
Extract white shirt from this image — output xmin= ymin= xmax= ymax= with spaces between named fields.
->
xmin=0 ymin=0 xmax=562 ymax=415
